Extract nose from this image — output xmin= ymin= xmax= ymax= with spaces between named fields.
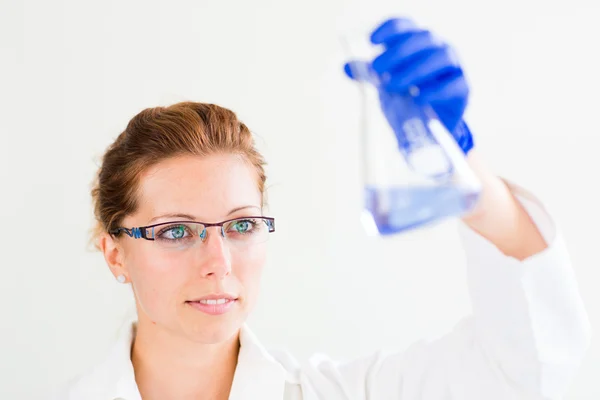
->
xmin=197 ymin=226 xmax=232 ymax=279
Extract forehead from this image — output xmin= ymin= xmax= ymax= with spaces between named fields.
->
xmin=133 ymin=154 xmax=261 ymax=223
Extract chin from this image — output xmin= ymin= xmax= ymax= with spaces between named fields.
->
xmin=183 ymin=313 xmax=246 ymax=345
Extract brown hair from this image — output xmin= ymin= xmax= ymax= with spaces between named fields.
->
xmin=90 ymin=101 xmax=267 ymax=249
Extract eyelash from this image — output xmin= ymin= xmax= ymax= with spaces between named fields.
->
xmin=231 ymin=219 xmax=258 ymax=234
xmin=156 ymin=225 xmax=195 ymax=242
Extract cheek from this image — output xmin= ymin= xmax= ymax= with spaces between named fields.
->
xmin=126 ymin=248 xmax=186 ymax=318
xmin=233 ymin=245 xmax=267 ymax=302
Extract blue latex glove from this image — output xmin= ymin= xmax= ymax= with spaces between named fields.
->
xmin=344 ymin=18 xmax=474 ymax=154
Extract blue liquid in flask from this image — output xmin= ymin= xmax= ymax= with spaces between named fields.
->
xmin=364 ymin=185 xmax=480 ymax=235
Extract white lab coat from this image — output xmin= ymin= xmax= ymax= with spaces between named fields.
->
xmin=56 ymin=183 xmax=591 ymax=400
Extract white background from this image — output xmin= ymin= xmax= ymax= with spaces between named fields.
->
xmin=1 ymin=0 xmax=599 ymax=398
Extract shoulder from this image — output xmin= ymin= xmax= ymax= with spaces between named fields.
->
xmin=266 ymin=345 xmax=409 ymax=400
xmin=254 ymin=337 xmax=406 ymax=399
xmin=250 ymin=323 xmax=476 ymax=400
xmin=49 ymin=362 xmax=117 ymax=400
xmin=51 ymin=322 xmax=139 ymax=400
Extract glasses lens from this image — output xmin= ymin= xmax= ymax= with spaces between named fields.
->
xmin=151 ymin=222 xmax=206 ymax=250
xmin=223 ymin=217 xmax=271 ymax=245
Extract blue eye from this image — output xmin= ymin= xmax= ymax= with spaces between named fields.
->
xmin=170 ymin=226 xmax=186 ymax=239
xmin=228 ymin=219 xmax=257 ymax=235
xmin=158 ymin=224 xmax=191 ymax=240
xmin=234 ymin=220 xmax=251 ymax=233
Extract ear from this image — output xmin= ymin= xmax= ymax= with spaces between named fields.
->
xmin=98 ymin=232 xmax=129 ymax=283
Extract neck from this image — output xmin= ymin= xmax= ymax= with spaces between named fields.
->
xmin=131 ymin=316 xmax=240 ymax=400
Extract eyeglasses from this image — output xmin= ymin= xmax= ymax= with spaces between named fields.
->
xmin=109 ymin=216 xmax=275 ymax=251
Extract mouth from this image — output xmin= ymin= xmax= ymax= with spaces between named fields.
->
xmin=186 ymin=294 xmax=238 ymax=315
xmin=194 ymin=298 xmax=232 ymax=305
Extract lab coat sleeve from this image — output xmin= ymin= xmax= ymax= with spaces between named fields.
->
xmin=296 ymin=183 xmax=590 ymax=400
xmin=456 ymin=181 xmax=591 ymax=397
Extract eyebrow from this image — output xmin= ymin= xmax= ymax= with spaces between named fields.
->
xmin=147 ymin=205 xmax=261 ymax=224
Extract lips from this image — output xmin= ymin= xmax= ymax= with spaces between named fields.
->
xmin=186 ymin=294 xmax=238 ymax=316
xmin=187 ymin=293 xmax=237 ymax=302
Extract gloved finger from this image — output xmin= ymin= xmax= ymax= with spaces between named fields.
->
xmin=344 ymin=61 xmax=380 ymax=85
xmin=413 ymin=70 xmax=469 ymax=104
xmin=370 ymin=17 xmax=421 ymax=46
xmin=372 ymin=31 xmax=444 ymax=75
xmin=384 ymin=49 xmax=460 ymax=92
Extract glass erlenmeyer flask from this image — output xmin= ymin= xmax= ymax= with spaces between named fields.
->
xmin=342 ymin=36 xmax=482 ymax=236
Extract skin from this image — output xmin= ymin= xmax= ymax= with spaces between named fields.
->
xmin=461 ymin=151 xmax=548 ymax=259
xmin=99 ymin=150 xmax=547 ymax=399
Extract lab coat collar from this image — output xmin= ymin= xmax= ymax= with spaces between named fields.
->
xmin=230 ymin=325 xmax=288 ymax=400
xmin=105 ymin=321 xmax=141 ymax=400
xmin=99 ymin=320 xmax=287 ymax=400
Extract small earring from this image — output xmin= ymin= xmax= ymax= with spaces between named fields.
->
xmin=116 ymin=274 xmax=127 ymax=284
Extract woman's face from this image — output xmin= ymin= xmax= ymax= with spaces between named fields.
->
xmin=106 ymin=153 xmax=267 ymax=344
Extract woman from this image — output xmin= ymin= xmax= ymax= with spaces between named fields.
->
xmin=60 ymin=18 xmax=590 ymax=400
